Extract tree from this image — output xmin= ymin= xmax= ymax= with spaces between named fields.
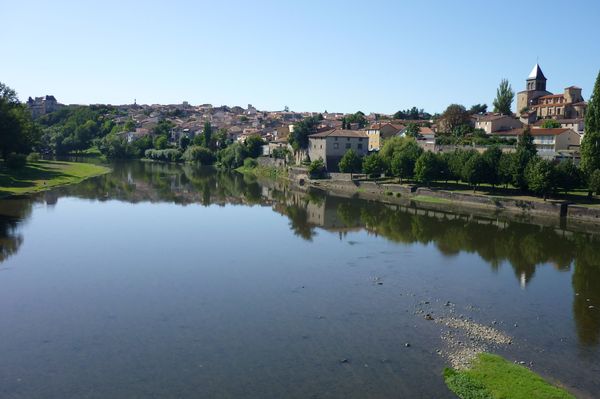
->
xmin=390 ymin=140 xmax=423 ymax=182
xmin=440 ymin=104 xmax=470 ymax=133
xmin=511 ymin=127 xmax=537 ymax=190
xmin=217 ymin=142 xmax=247 ymax=169
xmin=555 ymin=160 xmax=582 ymax=194
xmin=346 ymin=111 xmax=367 ymax=128
xmin=580 ymin=70 xmax=600 ymax=178
xmin=525 ymin=158 xmax=556 ymax=200
xmin=481 ymin=146 xmax=502 ymax=186
xmin=462 ymin=153 xmax=487 ymax=189
xmin=338 ymin=149 xmax=362 ymax=174
xmin=0 ymin=82 xmax=40 ymax=159
xmin=153 ymin=135 xmax=168 ymax=150
xmin=498 ymin=152 xmax=514 ymax=188
xmin=182 ymin=145 xmax=215 ymax=165
xmin=202 ymin=122 xmax=213 ymax=149
xmin=244 ymin=135 xmax=264 ymax=158
xmin=493 ymin=79 xmax=514 ymax=115
xmin=362 ymin=153 xmax=386 ymax=177
xmin=179 ymin=135 xmax=190 ymax=150
xmin=289 ymin=116 xmax=318 ymax=151
xmin=404 ymin=123 xmax=420 ymax=138
xmin=588 ymin=169 xmax=600 ymax=195
xmin=541 ymin=119 xmax=561 ymax=129
xmin=414 ymin=152 xmax=439 ymax=185
xmin=468 ymin=104 xmax=488 ymax=115
xmin=308 ymin=159 xmax=326 ymax=179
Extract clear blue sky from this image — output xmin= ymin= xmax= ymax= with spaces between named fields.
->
xmin=3 ymin=0 xmax=599 ymax=114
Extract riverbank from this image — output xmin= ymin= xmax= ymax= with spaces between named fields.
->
xmin=444 ymin=353 xmax=575 ymax=399
xmin=0 ymin=160 xmax=110 ymax=198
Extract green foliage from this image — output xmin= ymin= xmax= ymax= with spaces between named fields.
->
xmin=393 ymin=106 xmax=431 ymax=120
xmin=244 ymin=135 xmax=264 ymax=158
xmin=462 ymin=153 xmax=487 ymax=188
xmin=5 ymin=153 xmax=27 ymax=169
xmin=444 ymin=353 xmax=575 ymax=399
xmin=151 ymin=119 xmax=173 ymax=137
xmin=493 ymin=78 xmax=514 ymax=115
xmin=468 ymin=104 xmax=488 ymax=115
xmin=338 ymin=149 xmax=362 ymax=173
xmin=555 ymin=160 xmax=582 ymax=193
xmin=512 ymin=128 xmax=537 ymax=190
xmin=0 ymin=82 xmax=40 ymax=158
xmin=404 ymin=123 xmax=420 ymax=138
xmin=344 ymin=111 xmax=367 ymax=128
xmin=362 ymin=153 xmax=386 ymax=177
xmin=217 ymin=142 xmax=248 ymax=169
xmin=202 ymin=122 xmax=213 ymax=149
xmin=389 ymin=140 xmax=423 ymax=181
xmin=144 ymin=148 xmax=182 ymax=162
xmin=440 ymin=104 xmax=471 ymax=134
xmin=289 ymin=116 xmax=319 ymax=151
xmin=153 ymin=135 xmax=168 ymax=150
xmin=525 ymin=157 xmax=556 ymax=198
xmin=541 ymin=119 xmax=561 ymax=129
xmin=581 ymin=70 xmax=600 ymax=176
xmin=26 ymin=152 xmax=41 ymax=162
xmin=179 ymin=135 xmax=191 ymax=150
xmin=588 ymin=169 xmax=600 ymax=195
xmin=308 ymin=159 xmax=326 ymax=179
xmin=481 ymin=146 xmax=502 ymax=186
xmin=414 ymin=151 xmax=439 ymax=184
xmin=182 ymin=145 xmax=215 ymax=165
xmin=498 ymin=152 xmax=514 ymax=187
xmin=243 ymin=157 xmax=258 ymax=168
xmin=272 ymin=147 xmax=289 ymax=160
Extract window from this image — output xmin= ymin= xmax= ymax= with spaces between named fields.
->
xmin=358 ymin=137 xmax=363 ymax=142
xmin=357 ymin=143 xmax=363 ymax=149
xmin=345 ymin=143 xmax=351 ymax=149
xmin=333 ymin=143 xmax=339 ymax=149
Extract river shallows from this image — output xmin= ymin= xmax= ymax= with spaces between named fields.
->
xmin=0 ymin=162 xmax=598 ymax=398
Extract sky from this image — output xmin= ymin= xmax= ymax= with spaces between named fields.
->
xmin=2 ymin=0 xmax=599 ymax=114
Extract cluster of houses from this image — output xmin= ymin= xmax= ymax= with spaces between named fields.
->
xmin=304 ymin=63 xmax=587 ymax=171
xmin=27 ymin=63 xmax=587 ymax=171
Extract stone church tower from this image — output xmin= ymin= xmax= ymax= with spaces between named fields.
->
xmin=516 ymin=64 xmax=552 ymax=115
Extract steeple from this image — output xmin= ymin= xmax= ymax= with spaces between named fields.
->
xmin=526 ymin=63 xmax=547 ymax=91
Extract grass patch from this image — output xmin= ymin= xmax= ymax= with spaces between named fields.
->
xmin=0 ymin=160 xmax=110 ymax=197
xmin=444 ymin=353 xmax=575 ymax=399
xmin=236 ymin=164 xmax=288 ymax=179
xmin=412 ymin=194 xmax=451 ymax=204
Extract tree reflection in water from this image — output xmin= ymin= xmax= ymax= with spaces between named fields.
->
xmin=0 ymin=161 xmax=598 ymax=346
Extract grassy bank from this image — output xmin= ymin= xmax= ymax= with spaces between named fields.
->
xmin=236 ymin=164 xmax=288 ymax=179
xmin=444 ymin=353 xmax=574 ymax=399
xmin=0 ymin=160 xmax=110 ymax=197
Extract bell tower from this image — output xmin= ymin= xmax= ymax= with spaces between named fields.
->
xmin=526 ymin=64 xmax=547 ymax=92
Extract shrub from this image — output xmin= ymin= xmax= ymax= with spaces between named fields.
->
xmin=362 ymin=153 xmax=386 ymax=177
xmin=182 ymin=145 xmax=215 ymax=165
xmin=26 ymin=152 xmax=41 ymax=162
xmin=308 ymin=159 xmax=326 ymax=179
xmin=243 ymin=158 xmax=258 ymax=168
xmin=6 ymin=153 xmax=27 ymax=169
xmin=144 ymin=148 xmax=182 ymax=162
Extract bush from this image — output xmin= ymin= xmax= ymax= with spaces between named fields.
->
xmin=308 ymin=159 xmax=326 ymax=179
xmin=144 ymin=148 xmax=182 ymax=162
xmin=6 ymin=153 xmax=27 ymax=169
xmin=182 ymin=145 xmax=215 ymax=165
xmin=588 ymin=169 xmax=600 ymax=195
xmin=217 ymin=142 xmax=248 ymax=169
xmin=243 ymin=158 xmax=258 ymax=168
xmin=26 ymin=152 xmax=41 ymax=162
xmin=362 ymin=153 xmax=386 ymax=177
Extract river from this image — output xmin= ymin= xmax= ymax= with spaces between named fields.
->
xmin=0 ymin=161 xmax=598 ymax=398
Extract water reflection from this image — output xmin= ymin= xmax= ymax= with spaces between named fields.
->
xmin=1 ymin=161 xmax=600 ymax=346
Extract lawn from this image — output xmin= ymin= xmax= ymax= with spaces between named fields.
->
xmin=0 ymin=160 xmax=110 ymax=197
xmin=444 ymin=353 xmax=575 ymax=399
xmin=411 ymin=194 xmax=452 ymax=204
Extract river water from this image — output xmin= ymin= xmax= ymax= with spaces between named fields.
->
xmin=0 ymin=161 xmax=598 ymax=398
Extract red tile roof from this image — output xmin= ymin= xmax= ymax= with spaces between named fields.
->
xmin=309 ymin=129 xmax=368 ymax=138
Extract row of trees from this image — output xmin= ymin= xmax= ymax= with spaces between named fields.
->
xmin=332 ymin=130 xmax=584 ymax=199
xmin=0 ymin=83 xmax=40 ymax=161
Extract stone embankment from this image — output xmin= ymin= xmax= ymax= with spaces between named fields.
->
xmin=296 ymin=172 xmax=600 ymax=225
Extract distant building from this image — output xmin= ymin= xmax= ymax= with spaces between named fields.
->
xmin=308 ymin=129 xmax=369 ymax=171
xmin=474 ymin=114 xmax=523 ymax=133
xmin=494 ymin=128 xmax=580 ymax=159
xmin=516 ymin=64 xmax=587 ymax=121
xmin=26 ymin=95 xmax=63 ymax=118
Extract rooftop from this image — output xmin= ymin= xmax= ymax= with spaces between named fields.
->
xmin=309 ymin=129 xmax=368 ymax=138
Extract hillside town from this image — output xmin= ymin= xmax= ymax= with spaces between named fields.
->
xmin=28 ymin=63 xmax=587 ymax=172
